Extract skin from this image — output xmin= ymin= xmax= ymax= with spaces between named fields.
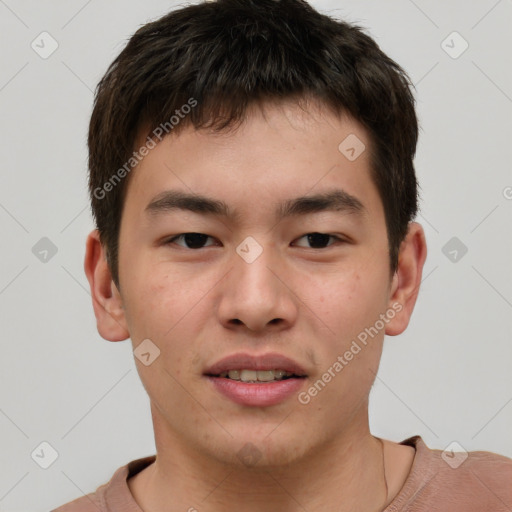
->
xmin=85 ymin=98 xmax=427 ymax=512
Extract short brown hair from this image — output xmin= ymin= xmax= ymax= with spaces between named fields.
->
xmin=88 ymin=0 xmax=419 ymax=289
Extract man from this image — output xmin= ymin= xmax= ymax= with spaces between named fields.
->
xmin=52 ymin=0 xmax=512 ymax=510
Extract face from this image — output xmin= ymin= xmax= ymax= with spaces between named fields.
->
xmin=92 ymin=99 xmax=421 ymax=468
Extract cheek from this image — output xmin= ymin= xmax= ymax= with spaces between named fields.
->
xmin=123 ymin=272 xmax=196 ymax=383
xmin=306 ymin=267 xmax=390 ymax=352
xmin=125 ymin=267 xmax=213 ymax=356
xmin=121 ymin=267 xmax=189 ymax=340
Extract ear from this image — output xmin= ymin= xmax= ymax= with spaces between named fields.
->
xmin=385 ymin=222 xmax=427 ymax=336
xmin=84 ymin=229 xmax=130 ymax=342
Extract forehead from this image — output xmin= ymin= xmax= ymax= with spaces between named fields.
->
xmin=123 ymin=100 xmax=382 ymax=225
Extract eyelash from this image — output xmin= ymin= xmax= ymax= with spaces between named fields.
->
xmin=164 ymin=232 xmax=347 ymax=250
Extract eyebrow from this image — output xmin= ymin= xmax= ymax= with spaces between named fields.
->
xmin=144 ymin=188 xmax=367 ymax=221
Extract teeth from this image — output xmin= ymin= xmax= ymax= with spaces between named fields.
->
xmin=241 ymin=369 xmax=258 ymax=382
xmin=228 ymin=370 xmax=240 ymax=380
xmin=218 ymin=369 xmax=294 ymax=382
xmin=255 ymin=370 xmax=277 ymax=382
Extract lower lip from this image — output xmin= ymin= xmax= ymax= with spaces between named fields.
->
xmin=205 ymin=376 xmax=306 ymax=407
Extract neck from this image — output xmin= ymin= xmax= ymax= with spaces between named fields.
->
xmin=129 ymin=406 xmax=390 ymax=512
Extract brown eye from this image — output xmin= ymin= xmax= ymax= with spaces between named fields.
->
xmin=167 ymin=233 xmax=216 ymax=249
xmin=293 ymin=233 xmax=342 ymax=249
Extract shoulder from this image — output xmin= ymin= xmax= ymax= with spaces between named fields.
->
xmin=388 ymin=436 xmax=512 ymax=511
xmin=425 ymin=439 xmax=512 ymax=482
xmin=50 ymin=455 xmax=156 ymax=512
xmin=50 ymin=487 xmax=105 ymax=512
xmin=437 ymin=446 xmax=512 ymax=507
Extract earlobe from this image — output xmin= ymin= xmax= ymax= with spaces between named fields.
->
xmin=84 ymin=229 xmax=130 ymax=342
xmin=385 ymin=222 xmax=427 ymax=336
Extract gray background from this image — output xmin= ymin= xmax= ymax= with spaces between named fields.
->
xmin=0 ymin=0 xmax=511 ymax=510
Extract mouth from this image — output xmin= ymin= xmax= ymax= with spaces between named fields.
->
xmin=203 ymin=352 xmax=308 ymax=380
xmin=207 ymin=369 xmax=306 ymax=383
xmin=203 ymin=353 xmax=308 ymax=406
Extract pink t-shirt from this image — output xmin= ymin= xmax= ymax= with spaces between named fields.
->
xmin=51 ymin=436 xmax=512 ymax=511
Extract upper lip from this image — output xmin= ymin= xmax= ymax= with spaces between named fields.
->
xmin=204 ymin=352 xmax=307 ymax=376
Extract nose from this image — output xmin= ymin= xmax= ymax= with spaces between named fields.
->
xmin=216 ymin=243 xmax=299 ymax=333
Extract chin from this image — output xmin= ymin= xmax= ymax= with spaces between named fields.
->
xmin=202 ymin=431 xmax=313 ymax=470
